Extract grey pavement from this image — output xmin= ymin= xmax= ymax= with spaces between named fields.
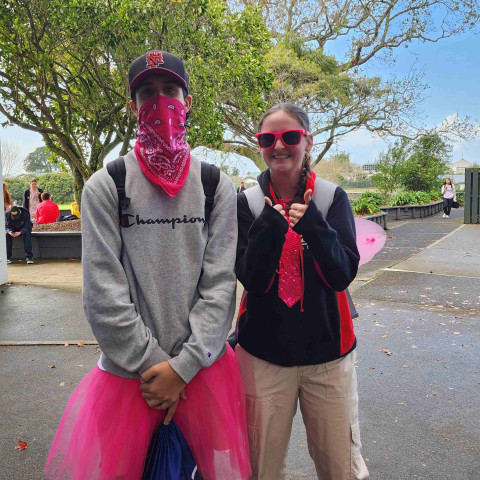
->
xmin=1 ymin=207 xmax=479 ymax=479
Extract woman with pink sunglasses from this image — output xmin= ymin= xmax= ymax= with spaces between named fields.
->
xmin=235 ymin=103 xmax=369 ymax=480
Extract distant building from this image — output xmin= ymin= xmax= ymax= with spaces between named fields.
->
xmin=450 ymin=158 xmax=473 ymax=174
xmin=362 ymin=164 xmax=376 ymax=173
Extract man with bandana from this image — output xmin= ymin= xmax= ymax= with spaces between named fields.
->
xmin=44 ymin=51 xmax=250 ymax=480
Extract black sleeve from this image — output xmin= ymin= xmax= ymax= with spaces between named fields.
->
xmin=235 ymin=192 xmax=288 ymax=294
xmin=23 ymin=189 xmax=29 ymax=210
xmin=293 ymin=187 xmax=359 ymax=292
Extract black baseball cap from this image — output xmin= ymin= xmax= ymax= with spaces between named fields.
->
xmin=128 ymin=51 xmax=188 ymax=94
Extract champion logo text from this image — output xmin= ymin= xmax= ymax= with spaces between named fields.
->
xmin=121 ymin=213 xmax=205 ymax=229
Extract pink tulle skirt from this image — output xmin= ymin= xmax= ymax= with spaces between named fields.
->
xmin=44 ymin=344 xmax=251 ymax=480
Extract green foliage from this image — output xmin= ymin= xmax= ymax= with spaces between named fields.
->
xmin=373 ymin=133 xmax=451 ymax=198
xmin=358 ymin=191 xmax=384 ymax=206
xmin=351 ymin=197 xmax=382 ymax=216
xmin=455 ymin=192 xmax=465 ymax=206
xmin=371 ymin=138 xmax=409 ymax=197
xmin=39 ymin=173 xmax=74 ymax=204
xmin=388 ymin=190 xmax=438 ymax=206
xmin=428 ymin=190 xmax=442 ymax=202
xmin=4 ymin=172 xmax=74 ymax=205
xmin=24 ymin=146 xmax=62 ymax=173
xmin=0 ymin=0 xmax=272 ymax=201
xmin=413 ymin=191 xmax=432 ymax=204
xmin=3 ymin=178 xmax=29 ymax=204
xmin=401 ymin=134 xmax=451 ymax=191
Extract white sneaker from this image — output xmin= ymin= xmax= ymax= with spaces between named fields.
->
xmin=7 ymin=259 xmax=12 ymax=264
xmin=26 ymin=258 xmax=34 ymax=264
xmin=442 ymin=213 xmax=446 ymax=218
xmin=445 ymin=215 xmax=449 ymax=218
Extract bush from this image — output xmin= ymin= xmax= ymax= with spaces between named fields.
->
xmin=358 ymin=191 xmax=384 ymax=206
xmin=4 ymin=178 xmax=29 ymax=205
xmin=388 ymin=190 xmax=439 ymax=206
xmin=412 ymin=191 xmax=431 ymax=205
xmin=456 ymin=192 xmax=465 ymax=206
xmin=351 ymin=197 xmax=382 ymax=215
xmin=388 ymin=191 xmax=418 ymax=206
xmin=428 ymin=190 xmax=442 ymax=202
xmin=39 ymin=172 xmax=74 ymax=204
xmin=4 ymin=172 xmax=74 ymax=206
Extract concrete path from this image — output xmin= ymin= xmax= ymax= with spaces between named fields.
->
xmin=1 ymin=207 xmax=479 ymax=479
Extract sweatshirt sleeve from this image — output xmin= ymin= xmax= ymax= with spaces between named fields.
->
xmin=168 ymin=173 xmax=238 ymax=384
xmin=293 ymin=188 xmax=359 ymax=292
xmin=235 ymin=193 xmax=288 ymax=294
xmin=81 ymin=174 xmax=171 ymax=375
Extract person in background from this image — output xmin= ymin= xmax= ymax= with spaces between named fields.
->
xmin=235 ymin=103 xmax=369 ymax=480
xmin=5 ymin=206 xmax=34 ymax=264
xmin=36 ymin=192 xmax=60 ymax=225
xmin=70 ymin=195 xmax=81 ymax=219
xmin=3 ymin=181 xmax=12 ymax=212
xmin=23 ymin=178 xmax=43 ymax=226
xmin=237 ymin=181 xmax=246 ymax=193
xmin=441 ymin=177 xmax=456 ymax=218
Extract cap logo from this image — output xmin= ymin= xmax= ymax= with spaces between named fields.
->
xmin=146 ymin=51 xmax=164 ymax=68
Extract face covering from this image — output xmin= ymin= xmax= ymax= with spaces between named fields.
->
xmin=134 ymin=95 xmax=191 ymax=197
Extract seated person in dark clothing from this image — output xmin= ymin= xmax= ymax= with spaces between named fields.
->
xmin=5 ymin=206 xmax=34 ymax=264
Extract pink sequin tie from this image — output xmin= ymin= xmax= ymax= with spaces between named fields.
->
xmin=277 ymin=204 xmax=302 ymax=308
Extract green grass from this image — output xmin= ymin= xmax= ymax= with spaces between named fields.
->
xmin=58 ymin=203 xmax=72 ymax=210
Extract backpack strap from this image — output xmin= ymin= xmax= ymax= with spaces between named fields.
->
xmin=311 ymin=177 xmax=338 ymax=217
xmin=200 ymin=161 xmax=220 ymax=223
xmin=243 ymin=184 xmax=265 ymax=219
xmin=106 ymin=157 xmax=131 ymax=220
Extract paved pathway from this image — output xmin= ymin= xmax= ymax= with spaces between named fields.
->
xmin=1 ymin=207 xmax=479 ymax=479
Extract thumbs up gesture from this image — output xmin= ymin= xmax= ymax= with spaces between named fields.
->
xmin=289 ymin=189 xmax=312 ymax=228
xmin=265 ymin=196 xmax=287 ymax=221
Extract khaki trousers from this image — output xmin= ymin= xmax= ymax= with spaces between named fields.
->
xmin=236 ymin=346 xmax=369 ymax=480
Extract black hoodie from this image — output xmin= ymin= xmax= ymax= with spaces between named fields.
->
xmin=236 ymin=170 xmax=360 ymax=366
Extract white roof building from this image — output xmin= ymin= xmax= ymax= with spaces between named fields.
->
xmin=450 ymin=158 xmax=473 ymax=174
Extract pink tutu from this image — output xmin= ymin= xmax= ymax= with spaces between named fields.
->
xmin=44 ymin=344 xmax=251 ymax=480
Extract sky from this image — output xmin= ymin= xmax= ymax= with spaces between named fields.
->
xmin=1 ymin=25 xmax=479 ymax=174
xmin=325 ymin=29 xmax=480 ymax=166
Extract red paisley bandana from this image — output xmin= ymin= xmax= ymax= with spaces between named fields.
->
xmin=270 ymin=171 xmax=316 ymax=311
xmin=134 ymin=95 xmax=190 ymax=197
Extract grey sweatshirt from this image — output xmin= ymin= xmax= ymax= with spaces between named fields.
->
xmin=81 ymin=151 xmax=237 ymax=383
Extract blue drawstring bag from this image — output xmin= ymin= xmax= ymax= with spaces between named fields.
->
xmin=142 ymin=421 xmax=201 ymax=480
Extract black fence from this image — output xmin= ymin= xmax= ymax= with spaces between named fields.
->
xmin=464 ymin=168 xmax=480 ymax=224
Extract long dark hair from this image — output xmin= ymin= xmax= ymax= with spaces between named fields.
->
xmin=443 ymin=177 xmax=453 ymax=186
xmin=258 ymin=103 xmax=311 ymax=204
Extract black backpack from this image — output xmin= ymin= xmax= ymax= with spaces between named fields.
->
xmin=106 ymin=157 xmax=220 ymax=224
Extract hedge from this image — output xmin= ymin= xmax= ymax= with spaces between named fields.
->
xmin=5 ymin=172 xmax=74 ymax=205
